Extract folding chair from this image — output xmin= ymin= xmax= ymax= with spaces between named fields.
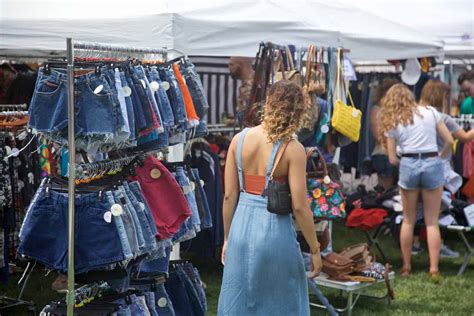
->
xmin=447 ymin=225 xmax=473 ymax=275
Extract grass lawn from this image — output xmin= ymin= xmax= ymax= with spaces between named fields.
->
xmin=1 ymin=222 xmax=474 ymax=315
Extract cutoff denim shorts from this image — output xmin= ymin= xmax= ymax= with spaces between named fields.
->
xmin=398 ymin=156 xmax=444 ymax=190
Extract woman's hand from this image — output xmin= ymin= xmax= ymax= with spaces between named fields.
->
xmin=307 ymin=252 xmax=322 ymax=279
xmin=221 ymin=241 xmax=228 ymax=265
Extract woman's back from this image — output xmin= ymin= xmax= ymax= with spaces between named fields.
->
xmin=387 ymin=105 xmax=440 ymax=154
xmin=240 ymin=126 xmax=291 ymax=178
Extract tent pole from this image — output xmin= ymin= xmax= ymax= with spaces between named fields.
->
xmin=66 ymin=37 xmax=76 ymax=316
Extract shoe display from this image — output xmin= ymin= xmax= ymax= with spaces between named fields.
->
xmin=440 ymin=244 xmax=460 ymax=258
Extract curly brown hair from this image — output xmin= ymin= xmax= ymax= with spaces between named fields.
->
xmin=372 ymin=77 xmax=400 ymax=105
xmin=419 ymin=79 xmax=450 ymax=113
xmin=262 ymin=80 xmax=306 ymax=143
xmin=379 ymin=83 xmax=420 ymax=146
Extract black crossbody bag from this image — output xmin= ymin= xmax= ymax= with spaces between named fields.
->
xmin=264 ymin=141 xmax=293 ymax=215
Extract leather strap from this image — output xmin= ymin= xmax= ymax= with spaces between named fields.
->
xmin=269 ymin=139 xmax=292 ymax=178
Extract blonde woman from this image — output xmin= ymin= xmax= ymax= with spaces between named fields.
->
xmin=380 ymin=84 xmax=454 ymax=278
xmin=218 ymin=80 xmax=322 ymax=315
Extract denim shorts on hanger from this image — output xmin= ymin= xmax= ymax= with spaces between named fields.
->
xmin=18 ymin=187 xmax=126 ymax=273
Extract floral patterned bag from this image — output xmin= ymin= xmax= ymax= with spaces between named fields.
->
xmin=306 ymin=147 xmax=346 ymax=219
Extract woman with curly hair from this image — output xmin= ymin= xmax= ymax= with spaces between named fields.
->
xmin=380 ymin=84 xmax=454 ymax=279
xmin=218 ymin=80 xmax=322 ymax=315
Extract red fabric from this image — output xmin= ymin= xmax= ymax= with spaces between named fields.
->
xmin=463 ymin=141 xmax=474 ymax=178
xmin=462 ymin=174 xmax=474 ymax=198
xmin=130 ymin=156 xmax=191 ymax=239
xmin=209 ymin=143 xmax=220 ymax=154
xmin=346 ymin=208 xmax=388 ymax=231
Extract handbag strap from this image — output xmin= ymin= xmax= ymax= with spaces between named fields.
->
xmin=336 ymin=48 xmax=356 ymax=109
xmin=306 ymin=147 xmax=328 ymax=177
xmin=305 ymin=45 xmax=315 ymax=87
xmin=269 ymin=140 xmax=292 ymax=179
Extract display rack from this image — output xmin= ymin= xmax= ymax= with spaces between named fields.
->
xmin=64 ymin=38 xmax=167 ymax=316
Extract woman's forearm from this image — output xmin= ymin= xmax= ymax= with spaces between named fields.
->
xmin=223 ymin=194 xmax=239 ymax=242
xmin=293 ymin=207 xmax=319 ymax=253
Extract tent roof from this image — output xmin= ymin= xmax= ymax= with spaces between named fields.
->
xmin=335 ymin=0 xmax=473 ymax=58
xmin=0 ymin=0 xmax=444 ymax=60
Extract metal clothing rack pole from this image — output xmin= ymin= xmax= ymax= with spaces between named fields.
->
xmin=0 ymin=103 xmax=27 ymax=109
xmin=66 ymin=37 xmax=76 ymax=316
xmin=64 ymin=39 xmax=168 ymax=316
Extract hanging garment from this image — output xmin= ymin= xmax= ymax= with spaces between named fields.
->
xmin=218 ymin=128 xmax=309 ymax=315
xmin=173 ymin=64 xmax=200 ymax=127
xmin=463 ymin=141 xmax=474 ymax=178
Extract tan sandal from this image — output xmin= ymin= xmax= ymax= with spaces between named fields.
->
xmin=399 ymin=267 xmax=411 ymax=278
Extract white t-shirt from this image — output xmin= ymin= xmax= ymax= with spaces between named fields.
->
xmin=386 ymin=105 xmax=441 ymax=154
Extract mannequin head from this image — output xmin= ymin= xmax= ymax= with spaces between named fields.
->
xmin=228 ymin=57 xmax=253 ymax=80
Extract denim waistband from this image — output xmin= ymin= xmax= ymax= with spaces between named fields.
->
xmin=39 ymin=68 xmax=110 ymax=85
xmin=43 ymin=188 xmax=112 ymax=207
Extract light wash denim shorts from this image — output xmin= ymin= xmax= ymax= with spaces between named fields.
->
xmin=398 ymin=156 xmax=444 ymax=190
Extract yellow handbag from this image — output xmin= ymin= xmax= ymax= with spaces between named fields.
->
xmin=331 ymin=48 xmax=361 ymax=142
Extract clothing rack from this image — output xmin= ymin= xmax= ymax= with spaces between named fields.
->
xmin=0 ymin=103 xmax=27 ymax=109
xmin=454 ymin=115 xmax=474 ymax=126
xmin=0 ymin=111 xmax=28 ymax=115
xmin=264 ymin=41 xmax=350 ymax=54
xmin=64 ymin=38 xmax=168 ymax=316
xmin=73 ymin=41 xmax=168 ymax=60
xmin=207 ymin=124 xmax=241 ymax=134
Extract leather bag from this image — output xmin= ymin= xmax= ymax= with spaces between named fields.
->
xmin=322 ymin=252 xmax=354 ymax=278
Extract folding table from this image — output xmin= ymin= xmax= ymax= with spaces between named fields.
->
xmin=309 ymin=272 xmax=395 ymax=316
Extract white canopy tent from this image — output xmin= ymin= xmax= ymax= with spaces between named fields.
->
xmin=336 ymin=0 xmax=473 ymax=60
xmin=0 ymin=0 xmax=443 ymax=61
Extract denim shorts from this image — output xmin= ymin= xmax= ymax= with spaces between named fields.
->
xmin=176 ymin=168 xmax=201 ymax=232
xmin=159 ymin=67 xmax=187 ymax=131
xmin=28 ymin=68 xmax=119 ymax=148
xmin=180 ymin=60 xmax=209 ymax=137
xmin=372 ymin=154 xmax=396 ymax=177
xmin=398 ymin=156 xmax=444 ymax=190
xmin=19 ymin=188 xmax=125 ymax=273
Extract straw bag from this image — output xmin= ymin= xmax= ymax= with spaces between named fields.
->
xmin=331 ymin=48 xmax=361 ymax=142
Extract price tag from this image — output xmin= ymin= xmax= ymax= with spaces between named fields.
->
xmin=122 ymin=86 xmax=132 ymax=97
xmin=150 ymin=168 xmax=162 ymax=179
xmin=94 ymin=85 xmax=104 ymax=94
xmin=321 ymin=125 xmax=329 ymax=134
xmin=149 ymin=81 xmax=160 ymax=92
xmin=182 ymin=185 xmax=191 ymax=195
xmin=162 ymin=81 xmax=170 ymax=91
xmin=111 ymin=204 xmax=123 ymax=216
xmin=103 ymin=211 xmax=112 ymax=223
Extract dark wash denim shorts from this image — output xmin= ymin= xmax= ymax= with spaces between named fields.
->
xmin=28 ymin=68 xmax=119 ymax=146
xmin=18 ymin=187 xmax=125 ymax=273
